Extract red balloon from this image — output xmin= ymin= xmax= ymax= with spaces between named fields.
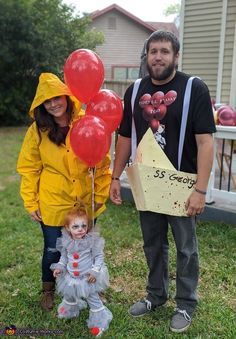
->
xmin=218 ymin=109 xmax=236 ymax=126
xmin=217 ymin=105 xmax=234 ymax=116
xmin=86 ymin=89 xmax=123 ymax=133
xmin=64 ymin=49 xmax=104 ymax=104
xmin=70 ymin=116 xmax=111 ymax=167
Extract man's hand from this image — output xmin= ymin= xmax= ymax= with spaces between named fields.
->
xmin=185 ymin=190 xmax=205 ymax=216
xmin=109 ymin=180 xmax=122 ymax=205
xmin=109 ymin=135 xmax=131 ymax=205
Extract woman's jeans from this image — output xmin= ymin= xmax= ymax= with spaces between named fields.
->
xmin=41 ymin=223 xmax=62 ymax=282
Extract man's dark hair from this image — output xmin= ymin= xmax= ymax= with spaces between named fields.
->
xmin=146 ymin=30 xmax=180 ymax=55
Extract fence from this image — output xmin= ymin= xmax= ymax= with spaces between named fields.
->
xmin=206 ymin=126 xmax=236 ymax=204
xmin=103 ymin=79 xmax=132 ymax=99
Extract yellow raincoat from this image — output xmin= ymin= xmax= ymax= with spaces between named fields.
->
xmin=17 ymin=73 xmax=111 ymax=226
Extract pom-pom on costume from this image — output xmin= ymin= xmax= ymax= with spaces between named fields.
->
xmin=51 ymin=228 xmax=112 ymax=333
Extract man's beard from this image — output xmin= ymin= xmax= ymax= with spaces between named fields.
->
xmin=147 ymin=61 xmax=176 ymax=81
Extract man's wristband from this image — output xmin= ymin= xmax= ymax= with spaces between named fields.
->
xmin=111 ymin=177 xmax=120 ymax=181
xmin=194 ymin=188 xmax=206 ymax=195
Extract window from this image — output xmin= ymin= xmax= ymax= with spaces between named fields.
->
xmin=113 ymin=66 xmax=139 ymax=80
xmin=114 ymin=67 xmax=126 ymax=80
xmin=108 ymin=17 xmax=116 ymax=30
xmin=128 ymin=68 xmax=139 ymax=79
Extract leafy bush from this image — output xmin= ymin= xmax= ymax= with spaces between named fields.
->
xmin=0 ymin=0 xmax=104 ymax=126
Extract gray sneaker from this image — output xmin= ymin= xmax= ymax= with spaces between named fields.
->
xmin=129 ymin=299 xmax=156 ymax=317
xmin=170 ymin=308 xmax=191 ymax=333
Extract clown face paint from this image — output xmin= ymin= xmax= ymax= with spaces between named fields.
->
xmin=68 ymin=216 xmax=88 ymax=240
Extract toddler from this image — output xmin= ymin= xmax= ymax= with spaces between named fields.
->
xmin=51 ymin=208 xmax=112 ymax=337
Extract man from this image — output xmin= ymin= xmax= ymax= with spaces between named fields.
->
xmin=138 ymin=39 xmax=148 ymax=78
xmin=110 ymin=31 xmax=216 ymax=333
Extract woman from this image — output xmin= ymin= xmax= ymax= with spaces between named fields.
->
xmin=17 ymin=73 xmax=111 ymax=312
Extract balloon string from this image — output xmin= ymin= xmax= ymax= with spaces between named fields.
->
xmin=90 ymin=167 xmax=96 ymax=229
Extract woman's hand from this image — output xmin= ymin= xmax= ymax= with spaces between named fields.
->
xmin=30 ymin=210 xmax=42 ymax=222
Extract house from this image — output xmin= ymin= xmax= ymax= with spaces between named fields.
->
xmin=88 ymin=4 xmax=178 ymax=81
xmin=179 ymin=0 xmax=236 ymax=108
xmin=179 ymin=0 xmax=236 ymax=212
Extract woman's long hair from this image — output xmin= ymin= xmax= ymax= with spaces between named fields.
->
xmin=34 ymin=96 xmax=73 ymax=145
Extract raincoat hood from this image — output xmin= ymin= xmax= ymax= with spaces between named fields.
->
xmin=29 ymin=73 xmax=81 ymax=118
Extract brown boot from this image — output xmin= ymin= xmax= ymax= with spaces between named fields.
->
xmin=40 ymin=282 xmax=55 ymax=312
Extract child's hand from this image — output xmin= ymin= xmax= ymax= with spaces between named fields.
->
xmin=53 ymin=269 xmax=61 ymax=278
xmin=87 ymin=273 xmax=96 ymax=284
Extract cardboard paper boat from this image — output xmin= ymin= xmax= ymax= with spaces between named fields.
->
xmin=126 ymin=128 xmax=197 ymax=216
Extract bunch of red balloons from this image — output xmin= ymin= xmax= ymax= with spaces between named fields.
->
xmin=64 ymin=49 xmax=123 ymax=167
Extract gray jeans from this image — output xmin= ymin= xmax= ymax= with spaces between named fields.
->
xmin=139 ymin=211 xmax=199 ymax=316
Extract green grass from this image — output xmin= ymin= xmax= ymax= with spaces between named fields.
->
xmin=0 ymin=127 xmax=235 ymax=338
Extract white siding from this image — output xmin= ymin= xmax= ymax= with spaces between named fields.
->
xmin=181 ymin=0 xmax=236 ymax=104
xmin=180 ymin=0 xmax=223 ymax=99
xmin=221 ymin=0 xmax=236 ymax=103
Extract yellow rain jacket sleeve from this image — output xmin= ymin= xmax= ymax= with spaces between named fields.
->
xmin=17 ymin=73 xmax=111 ymax=226
xmin=17 ymin=120 xmax=111 ymax=226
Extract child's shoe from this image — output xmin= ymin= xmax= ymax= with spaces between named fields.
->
xmin=58 ymin=305 xmax=73 ymax=319
xmin=57 ymin=298 xmax=87 ymax=319
xmin=90 ymin=327 xmax=104 ymax=337
xmin=87 ymin=306 xmax=113 ymax=330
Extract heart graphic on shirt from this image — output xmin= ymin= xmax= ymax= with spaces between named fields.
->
xmin=143 ymin=105 xmax=155 ymax=120
xmin=139 ymin=94 xmax=151 ymax=108
xmin=163 ymin=90 xmax=177 ymax=106
xmin=151 ymin=91 xmax=165 ymax=108
xmin=139 ymin=90 xmax=177 ymax=132
xmin=152 ymin=104 xmax=167 ymax=120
